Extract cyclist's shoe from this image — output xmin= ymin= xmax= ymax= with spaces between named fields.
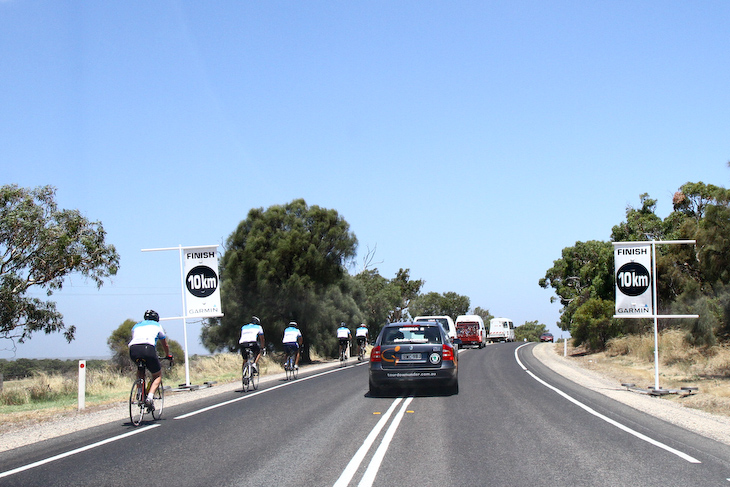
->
xmin=294 ymin=364 xmax=299 ymax=370
xmin=253 ymin=363 xmax=259 ymax=373
xmin=145 ymin=398 xmax=155 ymax=412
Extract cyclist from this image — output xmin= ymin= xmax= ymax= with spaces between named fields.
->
xmin=355 ymin=323 xmax=369 ymax=357
xmin=239 ymin=316 xmax=265 ymax=372
xmin=282 ymin=321 xmax=303 ymax=369
xmin=128 ymin=310 xmax=173 ymax=410
xmin=337 ymin=322 xmax=351 ymax=359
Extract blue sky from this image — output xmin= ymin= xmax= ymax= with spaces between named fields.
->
xmin=2 ymin=1 xmax=728 ymax=359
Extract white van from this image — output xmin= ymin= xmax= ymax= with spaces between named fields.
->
xmin=413 ymin=315 xmax=457 ymax=345
xmin=455 ymin=314 xmax=486 ymax=348
xmin=488 ymin=317 xmax=515 ymax=343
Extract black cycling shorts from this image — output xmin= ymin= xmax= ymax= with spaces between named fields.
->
xmin=339 ymin=338 xmax=350 ymax=347
xmin=356 ymin=337 xmax=367 ymax=346
xmin=284 ymin=343 xmax=299 ymax=355
xmin=129 ymin=344 xmax=161 ymax=374
xmin=240 ymin=342 xmax=261 ymax=358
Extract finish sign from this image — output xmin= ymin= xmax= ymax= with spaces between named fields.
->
xmin=613 ymin=243 xmax=653 ymax=316
xmin=183 ymin=246 xmax=222 ymax=318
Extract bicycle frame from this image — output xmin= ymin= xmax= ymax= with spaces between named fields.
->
xmin=129 ymin=358 xmax=167 ymax=426
xmin=241 ymin=347 xmax=259 ymax=392
xmin=284 ymin=349 xmax=298 ymax=380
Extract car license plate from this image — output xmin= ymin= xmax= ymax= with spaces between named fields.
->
xmin=401 ymin=353 xmax=421 ymax=360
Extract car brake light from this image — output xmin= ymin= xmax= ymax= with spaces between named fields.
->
xmin=370 ymin=345 xmax=382 ymax=362
xmin=442 ymin=344 xmax=454 ymax=361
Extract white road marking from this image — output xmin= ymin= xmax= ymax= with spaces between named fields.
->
xmin=333 ymin=397 xmax=403 ymax=487
xmin=514 ymin=343 xmax=701 ymax=464
xmin=174 ymin=361 xmax=368 ymax=420
xmin=0 ymin=424 xmax=160 ymax=479
xmin=358 ymin=397 xmax=414 ymax=487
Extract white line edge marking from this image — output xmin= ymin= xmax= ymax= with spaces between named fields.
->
xmin=0 ymin=424 xmax=161 ymax=479
xmin=333 ymin=397 xmax=404 ymax=487
xmin=514 ymin=343 xmax=701 ymax=464
xmin=358 ymin=397 xmax=414 ymax=487
xmin=174 ymin=361 xmax=368 ymax=420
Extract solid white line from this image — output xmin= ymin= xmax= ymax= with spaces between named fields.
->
xmin=358 ymin=397 xmax=414 ymax=487
xmin=174 ymin=361 xmax=368 ymax=420
xmin=332 ymin=398 xmax=403 ymax=487
xmin=514 ymin=344 xmax=701 ymax=464
xmin=0 ymin=424 xmax=161 ymax=479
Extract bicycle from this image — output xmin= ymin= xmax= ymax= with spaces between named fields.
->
xmin=357 ymin=340 xmax=366 ymax=361
xmin=129 ymin=357 xmax=170 ymax=426
xmin=241 ymin=347 xmax=260 ymax=392
xmin=339 ymin=341 xmax=349 ymax=366
xmin=284 ymin=347 xmax=298 ymax=380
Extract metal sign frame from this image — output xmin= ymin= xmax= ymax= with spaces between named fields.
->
xmin=142 ymin=244 xmax=224 ymax=387
xmin=612 ymin=240 xmax=698 ymax=391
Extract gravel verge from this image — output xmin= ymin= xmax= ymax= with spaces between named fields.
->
xmin=2 ymin=345 xmax=730 ymax=454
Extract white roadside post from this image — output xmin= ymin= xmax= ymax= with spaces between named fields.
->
xmin=78 ymin=360 xmax=86 ymax=410
xmin=613 ymin=240 xmax=699 ymax=392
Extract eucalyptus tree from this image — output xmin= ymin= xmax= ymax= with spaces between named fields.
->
xmin=0 ymin=184 xmax=119 ymax=345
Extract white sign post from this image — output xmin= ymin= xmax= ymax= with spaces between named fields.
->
xmin=613 ymin=240 xmax=698 ymax=391
xmin=78 ymin=360 xmax=86 ymax=410
xmin=142 ymin=245 xmax=224 ymax=387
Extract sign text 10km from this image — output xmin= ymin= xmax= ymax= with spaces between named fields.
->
xmin=616 ymin=261 xmax=650 ymax=296
xmin=186 ymin=265 xmax=218 ymax=298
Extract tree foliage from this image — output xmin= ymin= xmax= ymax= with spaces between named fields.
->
xmin=354 ymin=268 xmax=423 ymax=339
xmin=0 ymin=185 xmax=119 ymax=345
xmin=202 ymin=199 xmax=359 ymax=360
xmin=472 ymin=306 xmax=494 ymax=324
xmin=407 ymin=290 xmax=469 ymax=320
xmin=543 ymin=176 xmax=730 ymax=350
xmin=514 ymin=320 xmax=547 ymax=342
xmin=539 ymin=240 xmax=613 ymax=333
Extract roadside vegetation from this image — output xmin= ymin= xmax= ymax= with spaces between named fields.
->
xmin=562 ymin=329 xmax=730 ymax=417
xmin=541 ymin=179 xmax=730 ymax=352
xmin=0 ymin=353 xmax=284 ymax=428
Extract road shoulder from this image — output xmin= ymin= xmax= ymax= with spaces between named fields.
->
xmin=531 ymin=342 xmax=730 ymax=447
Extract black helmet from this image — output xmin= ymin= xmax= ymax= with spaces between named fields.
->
xmin=144 ymin=310 xmax=159 ymax=322
xmin=252 ymin=316 xmax=260 ymax=325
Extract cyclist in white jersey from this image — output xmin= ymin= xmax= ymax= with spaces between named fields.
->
xmin=239 ymin=316 xmax=265 ymax=372
xmin=355 ymin=324 xmax=369 ymax=355
xmin=337 ymin=322 xmax=351 ymax=359
xmin=128 ymin=310 xmax=173 ymax=410
xmin=282 ymin=321 xmax=303 ymax=369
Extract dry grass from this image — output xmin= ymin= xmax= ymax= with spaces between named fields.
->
xmin=0 ymin=352 xmax=286 ymax=426
xmin=563 ymin=329 xmax=730 ymax=417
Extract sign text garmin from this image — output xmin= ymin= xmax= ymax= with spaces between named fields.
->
xmin=183 ymin=247 xmax=222 ymax=318
xmin=613 ymin=243 xmax=653 ymax=316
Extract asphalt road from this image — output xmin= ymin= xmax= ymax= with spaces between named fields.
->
xmin=2 ymin=343 xmax=730 ymax=486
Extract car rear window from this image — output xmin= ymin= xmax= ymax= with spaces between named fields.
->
xmin=382 ymin=326 xmax=442 ymax=345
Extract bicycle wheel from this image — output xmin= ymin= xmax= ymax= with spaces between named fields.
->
xmin=292 ymin=361 xmax=298 ymax=380
xmin=252 ymin=363 xmax=259 ymax=390
xmin=242 ymin=362 xmax=251 ymax=392
xmin=152 ymin=381 xmax=164 ymax=420
xmin=129 ymin=380 xmax=145 ymax=426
